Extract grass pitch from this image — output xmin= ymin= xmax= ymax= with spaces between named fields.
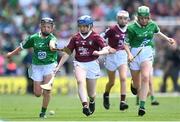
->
xmin=0 ymin=94 xmax=180 ymax=121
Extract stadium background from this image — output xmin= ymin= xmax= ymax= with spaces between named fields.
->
xmin=0 ymin=0 xmax=180 ymax=94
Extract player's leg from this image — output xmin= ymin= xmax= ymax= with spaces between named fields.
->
xmin=38 ymin=74 xmax=53 ymax=118
xmin=103 ymin=53 xmax=117 ymax=110
xmin=85 ymin=60 xmax=101 ymax=115
xmin=33 ymin=82 xmax=47 ymax=118
xmin=118 ymin=64 xmax=128 ymax=110
xmin=39 ymin=63 xmax=56 ymax=118
xmin=149 ymin=68 xmax=159 ymax=105
xmin=138 ymin=61 xmax=151 ymax=116
xmin=74 ymin=65 xmax=91 ymax=116
xmin=103 ymin=70 xmax=116 ymax=109
xmin=86 ymin=78 xmax=96 ymax=114
xmin=129 ymin=50 xmax=141 ymax=95
xmin=30 ymin=64 xmax=48 ymax=118
xmin=30 ymin=65 xmax=43 ymax=97
xmin=130 ymin=70 xmax=141 ymax=95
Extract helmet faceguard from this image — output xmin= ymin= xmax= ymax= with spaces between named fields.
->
xmin=40 ymin=17 xmax=54 ymax=36
xmin=41 ymin=17 xmax=54 ymax=25
xmin=77 ymin=15 xmax=93 ymax=34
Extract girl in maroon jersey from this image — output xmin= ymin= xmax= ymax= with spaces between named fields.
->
xmin=54 ymin=15 xmax=112 ymax=116
xmin=94 ymin=10 xmax=133 ymax=111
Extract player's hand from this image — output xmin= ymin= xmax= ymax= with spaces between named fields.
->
xmin=168 ymin=38 xmax=175 ymax=45
xmin=108 ymin=47 xmax=116 ymax=54
xmin=5 ymin=52 xmax=12 ymax=58
xmin=128 ymin=53 xmax=134 ymax=63
xmin=53 ymin=66 xmax=60 ymax=74
xmin=92 ymin=51 xmax=100 ymax=56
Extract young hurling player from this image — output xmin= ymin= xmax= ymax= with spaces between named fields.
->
xmin=95 ymin=10 xmax=133 ymax=111
xmin=5 ymin=18 xmax=60 ymax=118
xmin=125 ymin=6 xmax=175 ymax=116
xmin=54 ymin=15 xmax=111 ymax=116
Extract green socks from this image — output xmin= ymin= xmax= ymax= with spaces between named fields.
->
xmin=151 ymin=96 xmax=155 ymax=102
xmin=89 ymin=97 xmax=95 ymax=102
xmin=41 ymin=107 xmax=47 ymax=114
xmin=139 ymin=101 xmax=145 ymax=109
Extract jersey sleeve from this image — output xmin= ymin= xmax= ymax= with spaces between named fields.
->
xmin=153 ymin=21 xmax=160 ymax=33
xmin=104 ymin=28 xmax=112 ymax=39
xmin=65 ymin=37 xmax=75 ymax=55
xmin=20 ymin=35 xmax=34 ymax=49
xmin=51 ymin=37 xmax=57 ymax=42
xmin=49 ymin=36 xmax=57 ymax=47
xmin=95 ymin=34 xmax=106 ymax=49
xmin=124 ymin=27 xmax=134 ymax=45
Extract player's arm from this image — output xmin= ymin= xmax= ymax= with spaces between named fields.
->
xmin=5 ymin=46 xmax=22 ymax=58
xmin=124 ymin=28 xmax=134 ymax=62
xmin=124 ymin=44 xmax=133 ymax=62
xmin=92 ymin=33 xmax=116 ymax=56
xmin=54 ymin=48 xmax=70 ymax=74
xmin=92 ymin=46 xmax=110 ymax=56
xmin=49 ymin=39 xmax=62 ymax=51
xmin=155 ymin=32 xmax=175 ymax=45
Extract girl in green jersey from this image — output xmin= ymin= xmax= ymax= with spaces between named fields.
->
xmin=126 ymin=6 xmax=175 ymax=116
xmin=5 ymin=18 xmax=60 ymax=118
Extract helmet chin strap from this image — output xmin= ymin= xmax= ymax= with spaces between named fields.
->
xmin=41 ymin=32 xmax=50 ymax=37
xmin=118 ymin=24 xmax=126 ymax=28
xmin=80 ymin=25 xmax=92 ymax=35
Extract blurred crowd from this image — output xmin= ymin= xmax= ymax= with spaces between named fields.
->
xmin=0 ymin=0 xmax=180 ymax=77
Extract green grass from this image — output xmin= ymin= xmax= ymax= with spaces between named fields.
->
xmin=0 ymin=94 xmax=180 ymax=121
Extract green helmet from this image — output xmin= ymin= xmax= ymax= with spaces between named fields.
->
xmin=137 ymin=6 xmax=150 ymax=16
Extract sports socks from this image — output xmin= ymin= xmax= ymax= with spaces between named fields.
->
xmin=104 ymin=92 xmax=109 ymax=96
xmin=89 ymin=97 xmax=95 ymax=103
xmin=41 ymin=107 xmax=47 ymax=114
xmin=121 ymin=94 xmax=126 ymax=102
xmin=82 ymin=102 xmax=88 ymax=107
xmin=139 ymin=101 xmax=145 ymax=109
xmin=151 ymin=95 xmax=155 ymax=102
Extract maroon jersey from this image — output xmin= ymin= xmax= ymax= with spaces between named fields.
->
xmin=67 ymin=31 xmax=105 ymax=62
xmin=104 ymin=24 xmax=126 ymax=50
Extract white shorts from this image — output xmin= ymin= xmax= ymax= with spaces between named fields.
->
xmin=129 ymin=46 xmax=153 ymax=70
xmin=73 ymin=60 xmax=101 ymax=79
xmin=105 ymin=50 xmax=127 ymax=71
xmin=28 ymin=63 xmax=57 ymax=82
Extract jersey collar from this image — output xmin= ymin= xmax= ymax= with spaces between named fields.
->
xmin=39 ymin=32 xmax=51 ymax=38
xmin=135 ymin=20 xmax=151 ymax=28
xmin=79 ymin=30 xmax=93 ymax=39
xmin=116 ymin=24 xmax=127 ymax=33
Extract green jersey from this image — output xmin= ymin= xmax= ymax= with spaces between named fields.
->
xmin=20 ymin=32 xmax=57 ymax=65
xmin=125 ymin=20 xmax=160 ymax=48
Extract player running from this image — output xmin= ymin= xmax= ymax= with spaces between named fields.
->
xmin=5 ymin=17 xmax=60 ymax=118
xmin=54 ymin=15 xmax=111 ymax=116
xmin=97 ymin=10 xmax=133 ymax=111
xmin=126 ymin=6 xmax=175 ymax=116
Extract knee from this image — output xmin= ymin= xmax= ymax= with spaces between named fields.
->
xmin=120 ymin=77 xmax=126 ymax=83
xmin=34 ymin=92 xmax=41 ymax=97
xmin=77 ymin=80 xmax=83 ymax=85
xmin=141 ymin=75 xmax=149 ymax=83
